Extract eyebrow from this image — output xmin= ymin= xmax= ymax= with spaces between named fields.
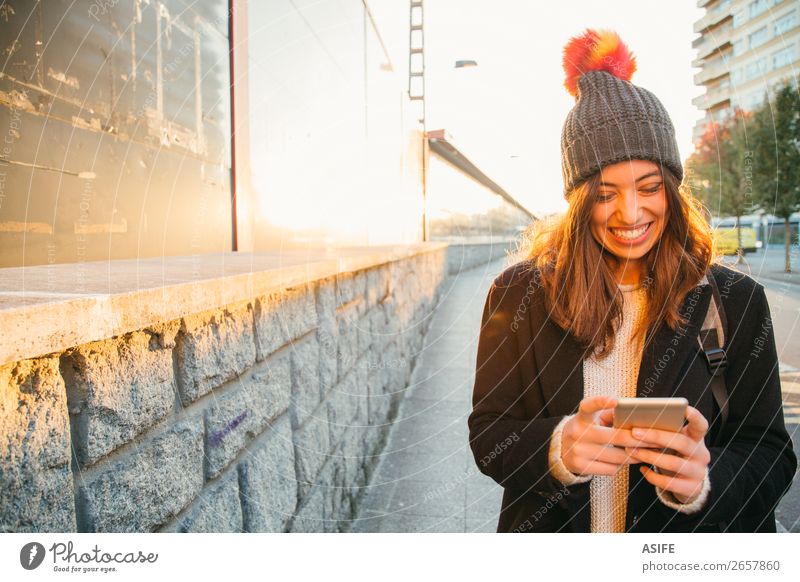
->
xmin=598 ymin=171 xmax=662 ymax=187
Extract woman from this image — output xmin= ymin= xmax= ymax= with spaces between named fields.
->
xmin=467 ymin=29 xmax=797 ymax=533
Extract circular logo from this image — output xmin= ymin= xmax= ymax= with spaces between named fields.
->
xmin=20 ymin=542 xmax=46 ymax=570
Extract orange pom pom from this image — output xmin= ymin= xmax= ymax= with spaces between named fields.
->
xmin=562 ymin=29 xmax=637 ymax=97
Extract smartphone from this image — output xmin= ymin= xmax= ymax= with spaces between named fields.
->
xmin=612 ymin=397 xmax=687 ymax=432
xmin=613 ymin=397 xmax=688 ymax=478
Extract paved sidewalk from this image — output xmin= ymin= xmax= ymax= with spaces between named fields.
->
xmin=350 ymin=259 xmax=508 ymax=532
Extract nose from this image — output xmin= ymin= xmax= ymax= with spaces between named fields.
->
xmin=616 ymin=188 xmax=642 ymax=225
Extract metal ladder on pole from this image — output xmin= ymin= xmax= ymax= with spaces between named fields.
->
xmin=408 ymin=0 xmax=428 ymax=240
xmin=408 ymin=0 xmax=425 ymax=125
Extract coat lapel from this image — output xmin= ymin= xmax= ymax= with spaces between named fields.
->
xmin=634 ymin=280 xmax=712 ymax=399
xmin=532 ymin=307 xmax=587 ymax=418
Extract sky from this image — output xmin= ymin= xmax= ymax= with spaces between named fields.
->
xmin=423 ymin=0 xmax=707 ymax=217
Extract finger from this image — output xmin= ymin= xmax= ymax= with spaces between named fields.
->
xmin=630 ymin=427 xmax=692 ymax=456
xmin=572 ymin=424 xmax=654 ymax=448
xmin=625 ymin=447 xmax=705 ymax=480
xmin=577 ymin=396 xmax=618 ymax=420
xmin=575 ymin=460 xmax=626 ymax=477
xmin=570 ymin=442 xmax=636 ymax=465
xmin=683 ymin=406 xmax=710 ymax=441
xmin=598 ymin=409 xmax=615 ymax=427
xmin=638 ymin=466 xmax=702 ymax=499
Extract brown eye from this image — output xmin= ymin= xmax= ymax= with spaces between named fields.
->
xmin=641 ymin=183 xmax=663 ymax=194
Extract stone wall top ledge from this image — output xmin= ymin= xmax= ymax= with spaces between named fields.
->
xmin=0 ymin=244 xmax=450 ymax=367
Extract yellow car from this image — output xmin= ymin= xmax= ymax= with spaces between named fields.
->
xmin=713 ymin=226 xmax=758 ymax=255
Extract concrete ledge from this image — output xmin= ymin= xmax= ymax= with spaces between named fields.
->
xmin=0 ymin=244 xmax=449 ymax=366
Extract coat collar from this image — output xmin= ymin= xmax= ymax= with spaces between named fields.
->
xmin=532 ymin=277 xmax=712 ymax=418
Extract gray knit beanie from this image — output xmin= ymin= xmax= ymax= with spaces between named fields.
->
xmin=560 ymin=29 xmax=683 ymax=197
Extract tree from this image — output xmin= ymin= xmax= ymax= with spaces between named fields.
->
xmin=686 ymin=108 xmax=754 ymax=263
xmin=751 ymin=80 xmax=800 ymax=273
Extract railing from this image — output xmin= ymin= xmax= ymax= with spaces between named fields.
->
xmin=694 ymin=9 xmax=733 ymax=34
xmin=693 ymin=84 xmax=732 ymax=109
xmin=695 ymin=56 xmax=732 ymax=85
xmin=695 ymin=23 xmax=733 ymax=61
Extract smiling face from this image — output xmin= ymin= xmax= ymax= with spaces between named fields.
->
xmin=589 ymin=159 xmax=668 ymax=285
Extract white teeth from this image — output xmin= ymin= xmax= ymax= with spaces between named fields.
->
xmin=610 ymin=223 xmax=650 ymax=240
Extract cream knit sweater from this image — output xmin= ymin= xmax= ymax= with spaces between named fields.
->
xmin=547 ymin=282 xmax=711 ymax=532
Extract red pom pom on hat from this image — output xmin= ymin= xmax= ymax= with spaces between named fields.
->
xmin=562 ymin=28 xmax=637 ymax=97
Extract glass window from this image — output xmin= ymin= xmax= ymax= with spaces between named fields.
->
xmin=746 ymin=90 xmax=767 ymax=109
xmin=0 ymin=0 xmax=233 ymax=268
xmin=713 ymin=0 xmax=732 ymax=12
xmin=711 ymin=107 xmax=731 ymax=122
xmin=745 ymin=56 xmax=769 ymax=79
xmin=774 ymin=10 xmax=797 ymax=36
xmin=733 ymin=39 xmax=745 ymax=55
xmin=749 ymin=0 xmax=770 ymax=18
xmin=733 ymin=10 xmax=746 ymax=27
xmin=773 ymin=45 xmax=797 ymax=68
xmin=246 ymin=0 xmax=423 ymax=250
xmin=749 ymin=26 xmax=769 ymax=48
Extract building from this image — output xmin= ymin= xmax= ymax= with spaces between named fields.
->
xmin=692 ymin=0 xmax=799 ymax=143
xmin=0 ymin=0 xmax=427 ymax=267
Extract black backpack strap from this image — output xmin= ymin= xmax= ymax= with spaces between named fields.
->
xmin=698 ymin=269 xmax=729 ymax=447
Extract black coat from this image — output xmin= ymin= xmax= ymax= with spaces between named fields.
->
xmin=468 ymin=260 xmax=797 ymax=532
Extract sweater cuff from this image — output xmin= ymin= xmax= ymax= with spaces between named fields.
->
xmin=548 ymin=414 xmax=593 ymax=486
xmin=655 ymin=467 xmax=711 ymax=514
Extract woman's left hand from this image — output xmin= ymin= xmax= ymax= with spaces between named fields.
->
xmin=625 ymin=406 xmax=711 ymax=504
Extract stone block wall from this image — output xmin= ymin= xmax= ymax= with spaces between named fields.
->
xmin=0 ymin=248 xmax=447 ymax=532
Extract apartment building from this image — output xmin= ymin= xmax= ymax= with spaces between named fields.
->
xmin=692 ymin=0 xmax=799 ymax=143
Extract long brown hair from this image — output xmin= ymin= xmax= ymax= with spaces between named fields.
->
xmin=513 ymin=167 xmax=717 ymax=359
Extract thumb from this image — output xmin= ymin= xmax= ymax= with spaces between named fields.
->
xmin=597 ymin=409 xmax=615 ymax=427
xmin=577 ymin=395 xmax=618 ymax=421
xmin=683 ymin=406 xmax=710 ymax=441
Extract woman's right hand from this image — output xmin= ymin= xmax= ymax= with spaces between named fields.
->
xmin=560 ymin=395 xmax=651 ymax=476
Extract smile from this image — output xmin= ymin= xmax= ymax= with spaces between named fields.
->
xmin=608 ymin=222 xmax=653 ymax=243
